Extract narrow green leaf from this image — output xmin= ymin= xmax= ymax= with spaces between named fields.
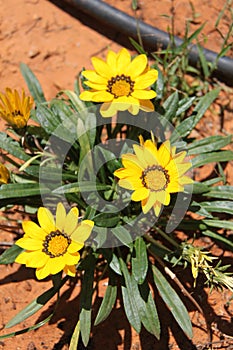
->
xmin=119 ymin=258 xmax=141 ymax=333
xmin=198 ymin=201 xmax=233 ymax=215
xmin=79 ymin=254 xmax=95 ymax=347
xmin=53 ymin=181 xmax=111 ymax=194
xmin=0 ymin=244 xmax=23 ymax=264
xmin=192 ymin=150 xmax=233 ymax=168
xmin=171 ymin=89 xmax=220 ymax=141
xmin=202 ymin=219 xmax=233 ymax=231
xmin=188 ymin=135 xmax=232 ymax=155
xmin=20 ymin=63 xmax=46 ymax=103
xmin=36 ymin=105 xmax=61 ymax=133
xmin=202 ymin=230 xmax=233 ymax=251
xmin=184 ymin=23 xmax=206 ymax=47
xmin=94 ymin=274 xmax=117 ymax=326
xmin=203 ymin=185 xmax=233 ymax=200
xmin=197 ymin=44 xmax=210 ymax=78
xmin=163 ymin=91 xmax=179 ymax=121
xmin=6 ymin=276 xmax=68 ymax=328
xmin=176 ymin=96 xmax=196 ymax=117
xmin=152 ymin=265 xmax=193 ymax=338
xmin=94 ymin=213 xmax=120 ymax=228
xmin=69 ymin=320 xmax=80 ymax=350
xmin=60 ymin=90 xmax=87 ymax=113
xmin=0 ymin=183 xmax=50 ymax=199
xmin=112 ymin=226 xmax=133 ymax=247
xmin=154 ymin=65 xmax=164 ymax=100
xmin=138 ymin=282 xmax=160 ymax=339
xmin=0 ymin=314 xmax=53 ymax=340
xmin=132 ymin=237 xmax=148 ymax=285
xmin=0 ymin=132 xmax=30 ymax=162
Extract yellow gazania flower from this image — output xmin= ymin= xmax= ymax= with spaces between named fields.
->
xmin=114 ymin=137 xmax=193 ymax=217
xmin=79 ymin=48 xmax=158 ymax=117
xmin=15 ymin=202 xmax=94 ymax=280
xmin=0 ymin=88 xmax=34 ymax=128
xmin=0 ymin=163 xmax=10 ymax=184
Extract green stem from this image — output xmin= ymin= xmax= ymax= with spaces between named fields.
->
xmin=153 ymin=226 xmax=180 ymax=249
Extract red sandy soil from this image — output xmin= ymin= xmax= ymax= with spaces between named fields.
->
xmin=0 ymin=0 xmax=233 ymax=349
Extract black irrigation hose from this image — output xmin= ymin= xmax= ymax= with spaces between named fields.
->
xmin=63 ymin=0 xmax=233 ymax=86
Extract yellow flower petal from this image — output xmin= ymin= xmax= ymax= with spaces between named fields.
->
xmin=131 ymin=187 xmax=149 ymax=201
xmin=55 ymin=202 xmax=67 ymax=231
xmin=84 ymin=81 xmax=107 ymax=91
xmin=178 ymin=175 xmax=193 ymax=185
xmin=158 ymin=140 xmax=172 ymax=167
xmin=134 ymin=69 xmax=158 ymax=89
xmin=139 ymin=99 xmax=155 ymax=112
xmin=91 ymin=57 xmax=114 ymax=78
xmin=15 ymin=237 xmax=43 ymax=250
xmin=38 ymin=207 xmax=56 ymax=233
xmin=63 ymin=252 xmax=80 ymax=265
xmin=15 ymin=251 xmax=29 ymax=265
xmin=82 ymin=70 xmax=107 ymax=84
xmin=107 ymin=50 xmax=117 ymax=74
xmin=0 ymin=163 xmax=10 ymax=184
xmin=24 ymin=251 xmax=49 ymax=268
xmin=64 ymin=264 xmax=77 ymax=277
xmin=142 ymin=192 xmax=157 ymax=213
xmin=121 ymin=153 xmax=144 ymax=170
xmin=64 ymin=207 xmax=79 ymax=235
xmin=132 ymin=89 xmax=156 ymax=100
xmin=153 ymin=202 xmax=162 ymax=217
xmin=114 ymin=166 xmax=141 ymax=179
xmin=126 ymin=54 xmax=148 ymax=78
xmin=21 ymin=220 xmax=46 ymax=239
xmin=155 ymin=190 xmax=170 ymax=205
xmin=116 ymin=48 xmax=131 ymax=73
xmin=67 ymin=241 xmax=84 ymax=253
xmin=71 ymin=220 xmax=94 ymax=244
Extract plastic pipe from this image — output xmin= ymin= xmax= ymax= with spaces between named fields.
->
xmin=62 ymin=0 xmax=233 ymax=86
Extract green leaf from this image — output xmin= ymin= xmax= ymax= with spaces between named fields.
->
xmin=94 ymin=274 xmax=117 ymax=326
xmin=202 ymin=230 xmax=233 ymax=251
xmin=53 ymin=181 xmax=111 ymax=194
xmin=119 ymin=258 xmax=141 ymax=333
xmin=176 ymin=96 xmax=196 ymax=117
xmin=198 ymin=201 xmax=233 ymax=215
xmin=188 ymin=135 xmax=232 ymax=155
xmin=152 ymin=265 xmax=193 ymax=338
xmin=94 ymin=213 xmax=120 ymax=228
xmin=132 ymin=237 xmax=148 ymax=284
xmin=171 ymin=88 xmax=220 ymax=141
xmin=79 ymin=254 xmax=96 ymax=347
xmin=138 ymin=281 xmax=160 ymax=339
xmin=0 ymin=183 xmax=50 ymax=199
xmin=60 ymin=90 xmax=87 ymax=113
xmin=0 ymin=244 xmax=23 ymax=264
xmin=20 ymin=63 xmax=46 ymax=104
xmin=202 ymin=219 xmax=233 ymax=231
xmin=112 ymin=226 xmax=133 ymax=247
xmin=163 ymin=90 xmax=179 ymax=121
xmin=154 ymin=65 xmax=164 ymax=100
xmin=0 ymin=314 xmax=53 ymax=340
xmin=203 ymin=185 xmax=233 ymax=200
xmin=192 ymin=150 xmax=233 ymax=168
xmin=69 ymin=320 xmax=80 ymax=350
xmin=36 ymin=105 xmax=61 ymax=133
xmin=6 ymin=276 xmax=68 ymax=328
xmin=197 ymin=44 xmax=210 ymax=78
xmin=0 ymin=132 xmax=30 ymax=162
xmin=191 ymin=182 xmax=210 ymax=194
